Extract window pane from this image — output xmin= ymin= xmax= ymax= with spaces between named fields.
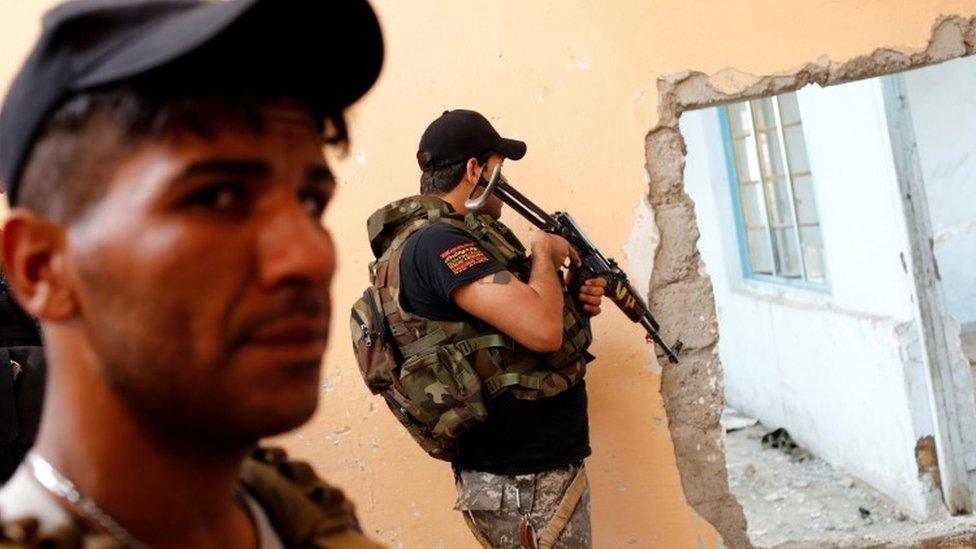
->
xmin=733 ymin=137 xmax=762 ymax=183
xmin=784 ymin=125 xmax=810 ymax=174
xmin=756 ymin=130 xmax=787 ymax=179
xmin=751 ymin=98 xmax=777 ymax=131
xmin=800 ymin=226 xmax=826 ymax=283
xmin=778 ymin=93 xmax=802 ymax=125
xmin=746 ymin=229 xmax=773 ymax=274
xmin=727 ymin=102 xmax=751 ymax=137
xmin=792 ymin=174 xmax=820 ymax=226
xmin=739 ymin=181 xmax=766 ymax=227
xmin=764 ymin=177 xmax=795 ymax=227
xmin=727 ymin=91 xmax=826 ymax=288
xmin=772 ymin=227 xmax=802 ymax=278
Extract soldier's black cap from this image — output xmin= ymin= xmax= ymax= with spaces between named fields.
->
xmin=418 ymin=109 xmax=526 ymax=169
xmin=0 ymin=0 xmax=384 ymax=204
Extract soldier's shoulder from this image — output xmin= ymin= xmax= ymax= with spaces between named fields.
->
xmin=400 ymin=223 xmax=473 ymax=264
xmin=0 ymin=516 xmax=119 ymax=548
xmin=410 ymin=221 xmax=477 ymax=247
xmin=242 ymin=447 xmax=386 ymax=549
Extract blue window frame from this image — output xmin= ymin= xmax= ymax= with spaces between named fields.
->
xmin=718 ymin=93 xmax=828 ymax=290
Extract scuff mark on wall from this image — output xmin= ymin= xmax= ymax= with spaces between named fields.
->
xmin=934 ymin=219 xmax=976 ymax=248
xmin=645 ymin=15 xmax=976 ymax=548
xmin=918 ymin=436 xmax=943 ymax=489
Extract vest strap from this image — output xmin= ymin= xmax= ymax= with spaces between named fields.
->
xmin=388 ymin=218 xmax=430 ymax=254
xmin=451 ymin=334 xmax=511 ymax=356
xmin=546 ymin=329 xmax=590 ymax=368
xmin=399 ymin=327 xmax=449 ymax=358
xmin=484 ymin=372 xmax=545 ymax=394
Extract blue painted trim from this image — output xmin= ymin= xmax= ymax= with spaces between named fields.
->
xmin=717 ymin=107 xmax=753 ymax=281
xmin=717 ymin=105 xmax=830 ymax=293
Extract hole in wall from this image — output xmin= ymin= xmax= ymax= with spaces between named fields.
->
xmin=646 ymin=15 xmax=976 ymax=548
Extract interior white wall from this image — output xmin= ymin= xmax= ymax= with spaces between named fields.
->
xmin=902 ymin=55 xmax=976 ymax=328
xmin=681 ymin=77 xmax=937 ymax=518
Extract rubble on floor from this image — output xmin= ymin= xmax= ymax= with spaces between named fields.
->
xmin=725 ymin=414 xmax=919 ymax=547
xmin=723 ymin=411 xmax=976 ymax=547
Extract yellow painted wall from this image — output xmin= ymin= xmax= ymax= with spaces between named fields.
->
xmin=3 ymin=1 xmax=976 ymax=547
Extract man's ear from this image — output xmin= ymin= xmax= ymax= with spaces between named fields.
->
xmin=464 ymin=157 xmax=482 ymax=185
xmin=2 ymin=211 xmax=76 ymax=321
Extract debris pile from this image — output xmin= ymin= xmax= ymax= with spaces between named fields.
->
xmin=723 ymin=409 xmax=914 ymax=547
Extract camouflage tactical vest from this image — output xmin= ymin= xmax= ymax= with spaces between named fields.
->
xmin=350 ymin=196 xmax=592 ymax=461
xmin=0 ymin=447 xmax=384 ymax=548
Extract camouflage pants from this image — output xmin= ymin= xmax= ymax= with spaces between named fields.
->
xmin=454 ymin=463 xmax=592 ymax=549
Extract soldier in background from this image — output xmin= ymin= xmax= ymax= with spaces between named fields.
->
xmin=355 ymin=110 xmax=606 ymax=548
xmin=0 ymin=0 xmax=386 ymax=546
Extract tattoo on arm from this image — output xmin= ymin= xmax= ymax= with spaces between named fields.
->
xmin=476 ymin=271 xmax=513 ymax=285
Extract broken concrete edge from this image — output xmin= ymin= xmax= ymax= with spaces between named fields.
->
xmin=655 ymin=15 xmax=976 ymax=128
xmin=643 ymin=14 xmax=976 ymax=549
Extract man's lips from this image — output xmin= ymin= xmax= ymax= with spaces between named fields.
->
xmin=238 ymin=316 xmax=329 ymax=360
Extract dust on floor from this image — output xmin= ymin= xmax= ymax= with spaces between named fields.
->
xmin=725 ymin=420 xmax=976 ymax=548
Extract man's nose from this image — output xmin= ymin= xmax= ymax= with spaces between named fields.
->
xmin=256 ymin=203 xmax=335 ymax=288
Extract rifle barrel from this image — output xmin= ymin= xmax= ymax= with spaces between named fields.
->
xmin=495 ymin=181 xmax=559 ymax=230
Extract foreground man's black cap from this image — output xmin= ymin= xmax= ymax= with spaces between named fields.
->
xmin=0 ymin=0 xmax=384 ymax=203
xmin=418 ymin=109 xmax=527 ymax=168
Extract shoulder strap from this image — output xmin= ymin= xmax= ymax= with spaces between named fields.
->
xmin=241 ymin=447 xmax=385 ymax=549
xmin=537 ymin=466 xmax=588 ymax=549
xmin=367 ymin=196 xmax=461 ymax=259
xmin=0 ymin=515 xmax=120 ymax=547
xmin=374 ymin=210 xmax=471 ymax=311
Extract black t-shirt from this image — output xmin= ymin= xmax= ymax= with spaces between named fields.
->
xmin=399 ymin=222 xmax=591 ymax=475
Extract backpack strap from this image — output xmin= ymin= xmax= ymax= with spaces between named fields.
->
xmin=367 ymin=196 xmax=458 ymax=258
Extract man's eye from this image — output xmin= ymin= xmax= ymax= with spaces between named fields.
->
xmin=299 ymin=189 xmax=329 ymax=217
xmin=188 ymin=184 xmax=248 ymax=213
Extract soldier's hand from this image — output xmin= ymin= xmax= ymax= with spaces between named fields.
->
xmin=578 ymin=277 xmax=606 ymax=316
xmin=531 ymin=232 xmax=580 ymax=269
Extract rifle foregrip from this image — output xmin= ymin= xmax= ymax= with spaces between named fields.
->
xmin=605 ymin=276 xmax=644 ymax=322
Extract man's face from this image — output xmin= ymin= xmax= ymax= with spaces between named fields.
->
xmin=65 ymin=104 xmax=336 ymax=443
xmin=479 ymin=153 xmax=505 ymax=220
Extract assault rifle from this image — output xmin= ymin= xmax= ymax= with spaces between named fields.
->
xmin=466 ymin=164 xmax=682 ymax=364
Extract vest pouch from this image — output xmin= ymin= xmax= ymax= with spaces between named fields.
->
xmin=350 ymin=288 xmax=397 ymax=394
xmin=380 ymin=390 xmax=457 ymax=461
xmin=543 ymin=293 xmax=594 ymax=370
xmin=398 ymin=345 xmax=488 ymax=441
